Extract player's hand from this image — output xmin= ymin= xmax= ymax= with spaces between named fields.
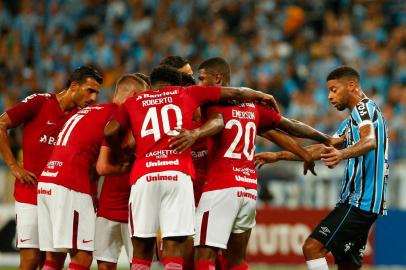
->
xmin=327 ymin=135 xmax=345 ymax=147
xmin=261 ymin=93 xmax=280 ymax=113
xmin=320 ymin=146 xmax=343 ymax=168
xmin=168 ymin=128 xmax=199 ymax=153
xmin=254 ymin=152 xmax=279 ymax=169
xmin=302 ymin=152 xmax=317 ymax=176
xmin=303 ymin=159 xmax=317 ymax=176
xmin=10 ymin=164 xmax=37 ymax=186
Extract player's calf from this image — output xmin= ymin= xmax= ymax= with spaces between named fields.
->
xmin=302 ymin=238 xmax=329 ymax=270
xmin=68 ymin=250 xmax=93 ymax=270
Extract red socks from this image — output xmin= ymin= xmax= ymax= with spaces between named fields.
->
xmin=195 ymin=260 xmax=215 ymax=270
xmin=41 ymin=260 xmax=60 ymax=270
xmin=163 ymin=257 xmax=184 ymax=270
xmin=67 ymin=262 xmax=89 ymax=270
xmin=215 ymin=253 xmax=228 ymax=270
xmin=229 ymin=262 xmax=249 ymax=270
xmin=131 ymin=258 xmax=152 ymax=270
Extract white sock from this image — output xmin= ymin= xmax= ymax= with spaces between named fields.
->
xmin=306 ymin=258 xmax=329 ymax=270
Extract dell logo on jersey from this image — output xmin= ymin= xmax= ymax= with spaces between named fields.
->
xmin=145 ymin=159 xmax=180 ymax=168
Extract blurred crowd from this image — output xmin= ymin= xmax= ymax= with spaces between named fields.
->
xmin=0 ymin=0 xmax=405 ymax=163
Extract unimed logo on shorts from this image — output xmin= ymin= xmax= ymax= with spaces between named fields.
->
xmin=146 ymin=174 xmax=178 ymax=182
xmin=37 ymin=187 xmax=52 ymax=195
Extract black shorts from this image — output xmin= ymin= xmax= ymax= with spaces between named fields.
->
xmin=309 ymin=203 xmax=378 ymax=267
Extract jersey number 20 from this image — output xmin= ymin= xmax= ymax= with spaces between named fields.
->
xmin=224 ymin=120 xmax=256 ymax=160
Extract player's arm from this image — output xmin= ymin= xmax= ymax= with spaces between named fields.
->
xmin=259 ymin=129 xmax=316 ymax=175
xmin=255 ymin=144 xmax=329 ymax=164
xmin=96 ymin=146 xmax=130 ymax=176
xmin=0 ymin=113 xmax=36 ymax=185
xmin=169 ymin=112 xmax=224 ymax=153
xmin=277 ymin=117 xmax=332 ymax=144
xmin=321 ymin=123 xmax=376 ymax=168
xmin=104 ymin=104 xmax=131 ymax=158
xmin=219 ymin=87 xmax=280 ymax=112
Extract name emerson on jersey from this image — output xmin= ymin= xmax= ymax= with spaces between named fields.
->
xmin=136 ymin=89 xmax=179 ymax=107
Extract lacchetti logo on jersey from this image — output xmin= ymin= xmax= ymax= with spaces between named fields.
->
xmin=146 ymin=150 xmax=178 ymax=159
xmin=146 ymin=173 xmax=179 ymax=182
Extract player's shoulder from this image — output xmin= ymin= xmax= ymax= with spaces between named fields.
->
xmin=21 ymin=92 xmax=53 ymax=104
xmin=133 ymin=86 xmax=184 ymax=101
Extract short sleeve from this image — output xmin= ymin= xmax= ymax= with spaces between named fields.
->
xmin=257 ymin=104 xmax=282 ymax=132
xmin=352 ymin=100 xmax=373 ymax=127
xmin=110 ymin=103 xmax=131 ymax=130
xmin=6 ymin=93 xmax=50 ymax=126
xmin=185 ymin=85 xmax=221 ymax=105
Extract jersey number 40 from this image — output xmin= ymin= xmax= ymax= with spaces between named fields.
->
xmin=141 ymin=105 xmax=183 ymax=141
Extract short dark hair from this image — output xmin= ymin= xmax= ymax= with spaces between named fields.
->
xmin=66 ymin=65 xmax=103 ymax=88
xmin=326 ymin=66 xmax=360 ymax=83
xmin=180 ymin=73 xmax=196 ymax=86
xmin=132 ymin=72 xmax=151 ymax=86
xmin=150 ymin=65 xmax=182 ymax=86
xmin=160 ymin=56 xmax=189 ymax=69
xmin=116 ymin=74 xmax=147 ymax=89
xmin=198 ymin=57 xmax=230 ymax=84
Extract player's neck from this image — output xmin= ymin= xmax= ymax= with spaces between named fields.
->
xmin=348 ymin=89 xmax=367 ymax=110
xmin=56 ymin=89 xmax=76 ymax=112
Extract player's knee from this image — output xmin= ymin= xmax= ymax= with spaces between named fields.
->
xmin=302 ymin=237 xmax=324 ymax=258
xmin=97 ymin=261 xmax=116 ymax=270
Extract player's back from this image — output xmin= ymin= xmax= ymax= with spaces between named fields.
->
xmin=117 ymin=85 xmax=221 ymax=184
xmin=39 ymin=103 xmax=117 ymax=194
xmin=204 ymin=101 xmax=280 ymax=191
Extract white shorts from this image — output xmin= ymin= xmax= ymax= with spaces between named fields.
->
xmin=37 ymin=182 xmax=96 ymax=252
xmin=129 ymin=171 xmax=195 ymax=238
xmin=94 ymin=217 xmax=132 ymax=263
xmin=194 ymin=187 xmax=257 ymax=249
xmin=15 ymin=202 xmax=39 ymax=248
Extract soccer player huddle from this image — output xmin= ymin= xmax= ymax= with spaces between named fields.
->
xmin=0 ymin=56 xmax=388 ymax=270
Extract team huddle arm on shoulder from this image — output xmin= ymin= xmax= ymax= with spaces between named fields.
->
xmin=0 ymin=113 xmax=37 ymax=184
xmin=219 ymin=87 xmax=280 ymax=112
xmin=169 ymin=111 xmax=224 ymax=153
xmin=277 ymin=117 xmax=331 ymax=144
